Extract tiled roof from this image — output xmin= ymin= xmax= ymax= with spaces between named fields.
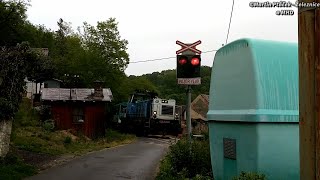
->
xmin=41 ymin=88 xmax=113 ymax=102
xmin=191 ymin=108 xmax=206 ymax=121
xmin=200 ymin=94 xmax=209 ymax=105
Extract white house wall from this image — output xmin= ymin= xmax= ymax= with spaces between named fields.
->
xmin=25 ymin=78 xmax=43 ymax=99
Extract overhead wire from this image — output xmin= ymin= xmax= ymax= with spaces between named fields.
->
xmin=130 ymin=49 xmax=218 ymax=64
xmin=130 ymin=0 xmax=235 ymax=64
xmin=225 ymin=0 xmax=235 ymax=45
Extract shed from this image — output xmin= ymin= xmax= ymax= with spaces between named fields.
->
xmin=41 ymin=82 xmax=113 ymax=139
xmin=207 ymin=38 xmax=299 ymax=180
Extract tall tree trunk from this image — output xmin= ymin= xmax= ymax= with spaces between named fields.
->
xmin=0 ymin=119 xmax=12 ymax=157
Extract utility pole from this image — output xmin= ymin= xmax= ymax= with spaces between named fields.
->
xmin=182 ymin=50 xmax=196 ymax=143
xmin=186 ymin=77 xmax=192 ymax=143
xmin=299 ymin=0 xmax=320 ymax=179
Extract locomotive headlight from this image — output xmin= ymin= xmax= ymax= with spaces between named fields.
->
xmin=153 ymin=111 xmax=157 ymax=115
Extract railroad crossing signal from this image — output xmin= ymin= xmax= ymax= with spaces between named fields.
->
xmin=177 ymin=54 xmax=201 ymax=79
xmin=176 ymin=40 xmax=201 ymax=85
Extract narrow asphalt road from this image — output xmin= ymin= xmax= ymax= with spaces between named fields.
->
xmin=26 ymin=137 xmax=176 ymax=180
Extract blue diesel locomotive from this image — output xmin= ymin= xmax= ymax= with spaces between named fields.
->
xmin=114 ymin=91 xmax=182 ymax=136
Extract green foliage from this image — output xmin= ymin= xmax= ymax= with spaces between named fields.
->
xmin=79 ymin=18 xmax=129 ymax=72
xmin=156 ymin=137 xmax=213 ymax=180
xmin=192 ymin=174 xmax=213 ymax=180
xmin=141 ymin=66 xmax=212 ymax=105
xmin=105 ymin=129 xmax=135 ymax=142
xmin=0 ymin=0 xmax=29 ymax=46
xmin=42 ymin=119 xmax=55 ymax=132
xmin=48 ymin=18 xmax=130 ymax=103
xmin=64 ymin=136 xmax=72 ymax=144
xmin=21 ymin=22 xmax=56 ymax=49
xmin=232 ymin=171 xmax=266 ymax=180
xmin=0 ymin=42 xmax=49 ymax=120
xmin=39 ymin=105 xmax=52 ymax=122
xmin=13 ymin=98 xmax=40 ymax=127
xmin=0 ymin=153 xmax=37 ymax=180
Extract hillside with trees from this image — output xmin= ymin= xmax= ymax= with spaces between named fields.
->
xmin=128 ymin=66 xmax=212 ymax=105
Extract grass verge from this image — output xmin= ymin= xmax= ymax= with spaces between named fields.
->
xmin=11 ymin=127 xmax=136 ymax=156
xmin=0 ymin=153 xmax=37 ymax=180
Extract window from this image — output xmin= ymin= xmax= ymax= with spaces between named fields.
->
xmin=73 ymin=107 xmax=84 ymax=123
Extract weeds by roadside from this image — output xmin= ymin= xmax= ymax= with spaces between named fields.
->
xmin=0 ymin=152 xmax=37 ymax=180
xmin=11 ymin=127 xmax=136 ymax=156
xmin=156 ymin=134 xmax=213 ymax=180
xmin=232 ymin=171 xmax=266 ymax=180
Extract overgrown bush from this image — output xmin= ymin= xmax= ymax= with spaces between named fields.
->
xmin=0 ymin=153 xmax=19 ymax=165
xmin=39 ymin=105 xmax=52 ymax=122
xmin=232 ymin=171 xmax=266 ymax=180
xmin=0 ymin=152 xmax=36 ymax=179
xmin=13 ymin=98 xmax=40 ymax=127
xmin=156 ymin=135 xmax=213 ymax=180
xmin=64 ymin=136 xmax=72 ymax=144
xmin=42 ymin=119 xmax=55 ymax=132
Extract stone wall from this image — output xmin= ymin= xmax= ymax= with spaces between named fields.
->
xmin=0 ymin=120 xmax=12 ymax=157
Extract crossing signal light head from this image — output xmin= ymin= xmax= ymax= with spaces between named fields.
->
xmin=176 ymin=54 xmax=201 ymax=78
xmin=179 ymin=58 xmax=187 ymax=65
xmin=191 ymin=57 xmax=200 ymax=66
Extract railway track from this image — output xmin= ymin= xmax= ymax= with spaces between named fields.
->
xmin=146 ymin=134 xmax=180 ymax=145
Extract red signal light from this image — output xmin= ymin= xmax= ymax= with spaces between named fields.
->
xmin=179 ymin=59 xmax=187 ymax=65
xmin=191 ymin=57 xmax=200 ymax=66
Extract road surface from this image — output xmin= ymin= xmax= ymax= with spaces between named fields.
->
xmin=26 ymin=137 xmax=176 ymax=180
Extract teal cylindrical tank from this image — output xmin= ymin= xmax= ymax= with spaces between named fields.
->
xmin=207 ymin=38 xmax=299 ymax=180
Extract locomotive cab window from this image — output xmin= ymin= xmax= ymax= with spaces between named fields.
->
xmin=73 ymin=107 xmax=85 ymax=123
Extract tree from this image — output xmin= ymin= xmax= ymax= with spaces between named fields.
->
xmin=75 ymin=18 xmax=130 ymax=99
xmin=0 ymin=42 xmax=47 ymax=157
xmin=79 ymin=18 xmax=129 ymax=72
xmin=0 ymin=0 xmax=29 ymax=46
xmin=53 ymin=18 xmax=73 ymax=58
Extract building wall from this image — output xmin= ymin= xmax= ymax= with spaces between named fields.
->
xmin=84 ymin=105 xmax=106 ymax=138
xmin=25 ymin=79 xmax=60 ymax=99
xmin=209 ymin=122 xmax=258 ymax=180
xmin=52 ymin=104 xmax=73 ymax=130
xmin=257 ymin=123 xmax=299 ymax=180
xmin=51 ymin=102 xmax=106 ymax=138
xmin=25 ymin=78 xmax=43 ymax=99
xmin=208 ymin=122 xmax=299 ymax=180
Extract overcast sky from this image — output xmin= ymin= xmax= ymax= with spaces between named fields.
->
xmin=26 ymin=0 xmax=298 ymax=76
